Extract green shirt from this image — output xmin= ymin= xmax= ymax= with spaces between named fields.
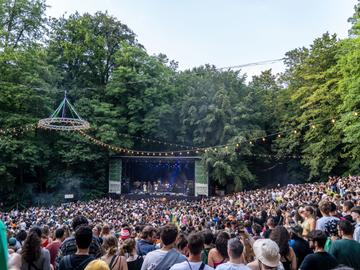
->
xmin=329 ymin=239 xmax=360 ymax=269
xmin=0 ymin=220 xmax=7 ymax=270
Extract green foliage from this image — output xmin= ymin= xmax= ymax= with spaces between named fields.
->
xmin=0 ymin=0 xmax=359 ymax=207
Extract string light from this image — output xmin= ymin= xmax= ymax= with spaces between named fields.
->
xmin=24 ymin=109 xmax=357 ymax=158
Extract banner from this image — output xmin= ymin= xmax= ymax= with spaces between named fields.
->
xmin=109 ymin=159 xmax=122 ymax=194
xmin=195 ymin=160 xmax=209 ymax=196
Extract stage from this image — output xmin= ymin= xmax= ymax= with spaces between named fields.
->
xmin=108 ymin=155 xmax=209 ymax=197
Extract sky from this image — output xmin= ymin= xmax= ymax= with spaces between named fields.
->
xmin=46 ymin=0 xmax=357 ymax=78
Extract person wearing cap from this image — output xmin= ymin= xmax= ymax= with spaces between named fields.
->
xmin=216 ymin=238 xmax=250 ymax=270
xmin=288 ymin=225 xmax=312 ymax=267
xmin=8 ymin=237 xmax=22 ymax=270
xmin=120 ymin=229 xmax=131 ymax=241
xmin=350 ymin=206 xmax=360 ymax=243
xmin=247 ymin=239 xmax=283 ymax=270
xmin=299 ymin=230 xmax=338 ymax=270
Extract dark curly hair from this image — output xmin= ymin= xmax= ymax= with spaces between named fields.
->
xmin=270 ymin=226 xmax=290 ymax=258
xmin=21 ymin=227 xmax=42 ymax=263
xmin=215 ymin=231 xmax=230 ymax=259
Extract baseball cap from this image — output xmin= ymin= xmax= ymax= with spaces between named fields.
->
xmin=253 ymin=239 xmax=281 ymax=268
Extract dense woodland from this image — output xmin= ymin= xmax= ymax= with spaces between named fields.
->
xmin=0 ymin=0 xmax=359 ymax=207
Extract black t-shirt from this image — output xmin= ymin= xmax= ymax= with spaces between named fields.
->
xmin=291 ymin=237 xmax=313 ymax=266
xmin=299 ymin=252 xmax=338 ymax=270
xmin=58 ymin=254 xmax=95 ymax=270
xmin=127 ymin=256 xmax=144 ymax=270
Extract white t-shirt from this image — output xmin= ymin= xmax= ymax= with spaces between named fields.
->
xmin=216 ymin=262 xmax=251 ymax=270
xmin=141 ymin=249 xmax=186 ymax=270
xmin=170 ymin=261 xmax=214 ymax=270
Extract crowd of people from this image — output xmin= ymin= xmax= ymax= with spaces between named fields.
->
xmin=2 ymin=175 xmax=360 ymax=270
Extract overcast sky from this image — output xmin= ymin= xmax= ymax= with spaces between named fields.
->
xmin=46 ymin=0 xmax=357 ymax=78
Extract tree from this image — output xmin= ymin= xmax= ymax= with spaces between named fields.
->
xmin=0 ymin=0 xmax=47 ymax=48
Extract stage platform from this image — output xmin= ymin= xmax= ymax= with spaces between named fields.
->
xmin=109 ymin=193 xmax=203 ymax=201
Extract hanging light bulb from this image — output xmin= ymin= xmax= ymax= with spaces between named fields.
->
xmin=262 ymin=138 xmax=266 ymax=142
xmin=331 ymin=119 xmax=336 ymax=123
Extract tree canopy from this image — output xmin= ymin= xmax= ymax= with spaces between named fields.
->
xmin=0 ymin=0 xmax=359 ymax=207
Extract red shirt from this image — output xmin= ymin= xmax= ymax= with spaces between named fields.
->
xmin=46 ymin=241 xmax=61 ymax=268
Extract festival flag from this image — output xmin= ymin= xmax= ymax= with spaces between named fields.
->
xmin=0 ymin=220 xmax=8 ymax=270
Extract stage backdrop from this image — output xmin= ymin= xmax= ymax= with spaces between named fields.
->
xmin=108 ymin=159 xmax=122 ymax=194
xmin=195 ymin=160 xmax=209 ymax=196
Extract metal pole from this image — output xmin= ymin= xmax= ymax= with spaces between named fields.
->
xmin=61 ymin=90 xmax=67 ymax=118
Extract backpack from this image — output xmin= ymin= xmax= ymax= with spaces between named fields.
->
xmin=63 ymin=255 xmax=94 ymax=270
